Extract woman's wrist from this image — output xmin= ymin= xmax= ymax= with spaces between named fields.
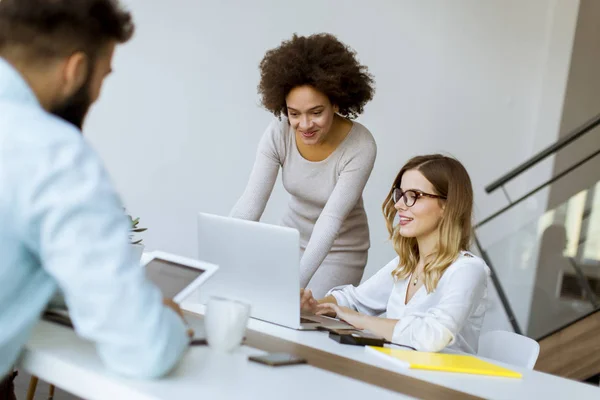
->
xmin=358 ymin=314 xmax=378 ymax=331
xmin=360 ymin=316 xmax=398 ymax=341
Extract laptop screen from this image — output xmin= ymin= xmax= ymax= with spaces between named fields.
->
xmin=145 ymin=258 xmax=204 ymax=299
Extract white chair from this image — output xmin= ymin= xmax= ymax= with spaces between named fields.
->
xmin=478 ymin=330 xmax=540 ymax=369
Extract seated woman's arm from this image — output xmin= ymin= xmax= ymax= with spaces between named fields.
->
xmin=320 ymin=259 xmax=489 ymax=352
xmin=315 ymin=257 xmax=398 ymax=316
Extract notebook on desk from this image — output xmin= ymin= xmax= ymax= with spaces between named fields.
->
xmin=366 ymin=346 xmax=522 ymax=378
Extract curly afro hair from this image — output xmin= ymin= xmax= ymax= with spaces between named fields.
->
xmin=258 ymin=33 xmax=375 ymax=119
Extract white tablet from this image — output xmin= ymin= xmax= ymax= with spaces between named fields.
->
xmin=142 ymin=251 xmax=219 ymax=303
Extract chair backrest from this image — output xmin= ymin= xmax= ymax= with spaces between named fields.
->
xmin=478 ymin=330 xmax=540 ymax=369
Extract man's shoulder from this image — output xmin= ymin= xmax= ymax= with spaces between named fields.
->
xmin=0 ymin=104 xmax=96 ymax=190
xmin=0 ymin=103 xmax=83 ymax=148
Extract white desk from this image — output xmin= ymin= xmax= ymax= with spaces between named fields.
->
xmin=19 ymin=303 xmax=600 ymax=400
xmin=181 ymin=303 xmax=600 ymax=400
xmin=18 ymin=253 xmax=598 ymax=398
xmin=19 ymin=321 xmax=411 ymax=400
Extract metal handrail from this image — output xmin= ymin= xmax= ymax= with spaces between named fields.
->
xmin=485 ymin=112 xmax=600 ymax=194
xmin=476 ymin=147 xmax=600 ymax=228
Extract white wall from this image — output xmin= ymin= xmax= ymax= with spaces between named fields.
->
xmin=468 ymin=0 xmax=579 ymax=248
xmin=86 ymin=0 xmax=579 ymax=331
xmin=550 ymin=0 xmax=600 ymax=208
xmin=472 ymin=0 xmax=580 ymax=333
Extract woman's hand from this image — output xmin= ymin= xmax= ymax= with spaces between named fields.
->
xmin=316 ymin=303 xmax=367 ymax=330
xmin=300 ymin=288 xmax=319 ymax=314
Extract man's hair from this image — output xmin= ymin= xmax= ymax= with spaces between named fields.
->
xmin=0 ymin=0 xmax=134 ymax=60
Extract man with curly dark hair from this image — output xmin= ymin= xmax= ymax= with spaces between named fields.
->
xmin=231 ymin=33 xmax=377 ymax=298
xmin=0 ymin=0 xmax=190 ymax=390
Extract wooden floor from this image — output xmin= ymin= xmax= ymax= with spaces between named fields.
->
xmin=13 ymin=371 xmax=81 ymax=400
xmin=536 ymin=309 xmax=600 ymax=380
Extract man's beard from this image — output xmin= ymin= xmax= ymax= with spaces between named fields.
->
xmin=50 ymin=78 xmax=93 ymax=131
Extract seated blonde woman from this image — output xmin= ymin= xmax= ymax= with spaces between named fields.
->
xmin=300 ymin=154 xmax=490 ymax=354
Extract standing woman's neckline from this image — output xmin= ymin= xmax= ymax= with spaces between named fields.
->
xmin=294 ymin=115 xmax=355 ymax=163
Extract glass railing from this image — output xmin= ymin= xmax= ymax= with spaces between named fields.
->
xmin=478 ymin=178 xmax=600 ymax=340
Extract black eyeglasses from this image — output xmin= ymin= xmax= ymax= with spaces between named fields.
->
xmin=392 ymin=188 xmax=446 ymax=207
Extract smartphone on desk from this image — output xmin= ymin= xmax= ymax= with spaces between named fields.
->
xmin=248 ymin=353 xmax=307 ymax=367
xmin=328 ymin=329 xmax=386 ymax=347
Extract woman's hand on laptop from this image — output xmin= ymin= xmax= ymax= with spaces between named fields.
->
xmin=316 ymin=303 xmax=367 ymax=330
xmin=163 ymin=298 xmax=194 ymax=338
xmin=300 ymin=289 xmax=319 ymax=314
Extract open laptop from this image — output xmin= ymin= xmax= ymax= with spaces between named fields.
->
xmin=195 ymin=212 xmax=354 ymax=331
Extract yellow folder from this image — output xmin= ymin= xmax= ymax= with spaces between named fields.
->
xmin=366 ymin=346 xmax=522 ymax=378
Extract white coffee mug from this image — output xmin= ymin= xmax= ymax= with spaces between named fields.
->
xmin=204 ymin=296 xmax=251 ymax=352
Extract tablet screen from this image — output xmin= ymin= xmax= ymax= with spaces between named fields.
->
xmin=145 ymin=258 xmax=204 ymax=299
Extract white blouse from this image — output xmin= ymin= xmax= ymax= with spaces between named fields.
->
xmin=327 ymin=251 xmax=490 ymax=354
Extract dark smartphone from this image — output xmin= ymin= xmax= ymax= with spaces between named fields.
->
xmin=248 ymin=353 xmax=307 ymax=367
xmin=328 ymin=330 xmax=386 ymax=347
xmin=189 ymin=338 xmax=207 ymax=346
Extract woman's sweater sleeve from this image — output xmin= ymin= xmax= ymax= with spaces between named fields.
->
xmin=229 ymin=121 xmax=283 ymax=221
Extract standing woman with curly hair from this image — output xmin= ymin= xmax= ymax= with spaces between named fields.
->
xmin=230 ymin=33 xmax=376 ymax=297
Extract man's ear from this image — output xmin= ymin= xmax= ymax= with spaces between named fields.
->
xmin=61 ymin=52 xmax=89 ymax=97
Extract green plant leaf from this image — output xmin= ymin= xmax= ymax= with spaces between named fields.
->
xmin=124 ymin=211 xmax=146 ymax=244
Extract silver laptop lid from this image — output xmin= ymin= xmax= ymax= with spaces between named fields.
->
xmin=196 ymin=213 xmax=301 ymax=329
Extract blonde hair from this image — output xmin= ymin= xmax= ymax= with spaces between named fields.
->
xmin=382 ymin=154 xmax=473 ymax=293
